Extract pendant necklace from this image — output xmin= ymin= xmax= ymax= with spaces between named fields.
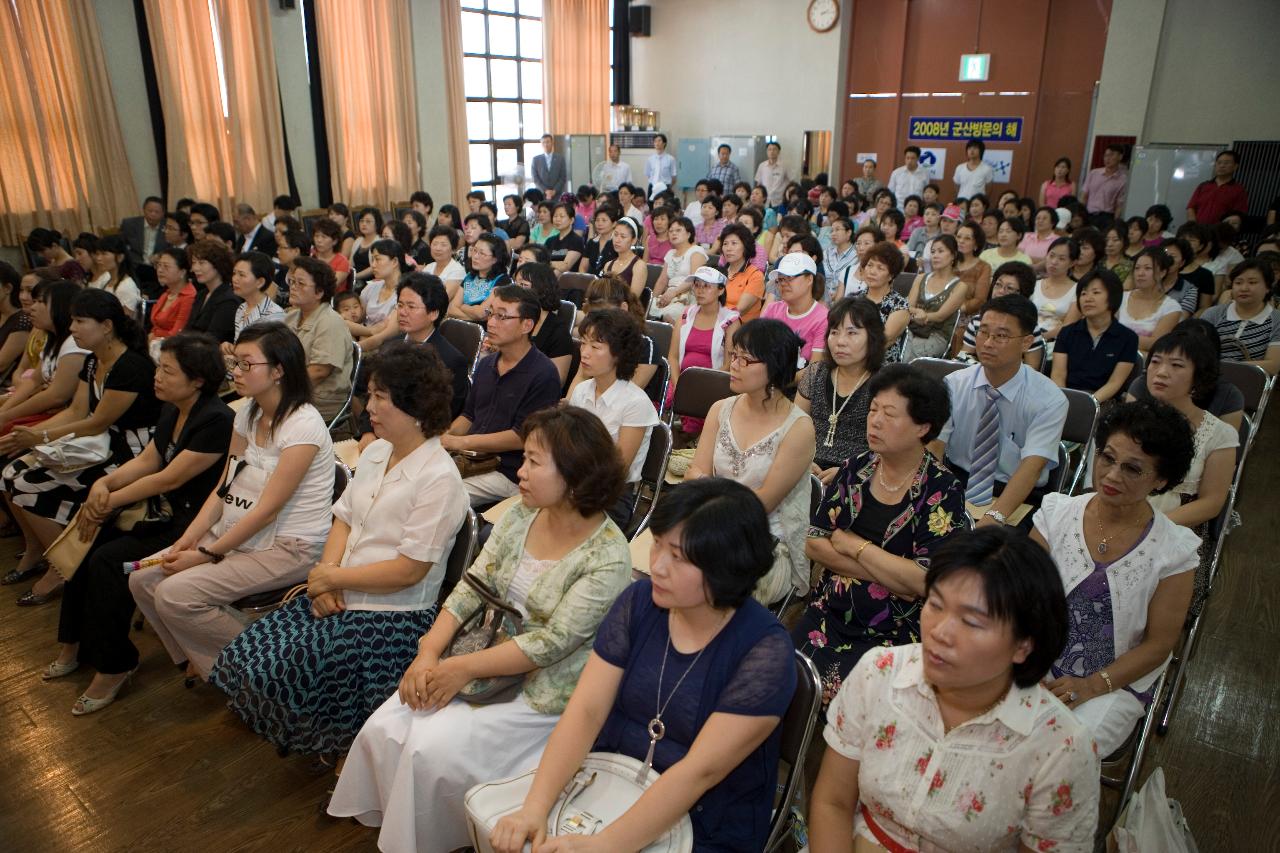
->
xmin=638 ymin=613 xmax=726 ymax=783
xmin=1094 ymin=508 xmax=1148 ymax=555
xmin=825 ymin=367 xmax=869 ymax=447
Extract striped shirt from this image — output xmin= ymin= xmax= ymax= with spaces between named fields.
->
xmin=1201 ymin=303 xmax=1280 ymax=361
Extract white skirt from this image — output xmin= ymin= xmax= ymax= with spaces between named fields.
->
xmin=328 ymin=691 xmax=559 ymax=853
xmin=1072 ymin=689 xmax=1146 ymax=757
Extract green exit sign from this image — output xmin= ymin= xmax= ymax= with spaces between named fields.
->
xmin=959 ymin=53 xmax=990 ymax=82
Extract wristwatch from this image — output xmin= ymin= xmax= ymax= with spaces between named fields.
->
xmin=197 ymin=545 xmax=226 ymax=564
xmin=983 ymin=509 xmax=1008 ymax=525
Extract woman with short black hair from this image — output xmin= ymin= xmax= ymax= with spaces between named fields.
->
xmin=796 ymin=363 xmax=966 ymax=706
xmin=513 ymin=262 xmax=574 ymax=384
xmin=1051 ymin=269 xmax=1139 ymax=402
xmin=810 ymin=526 xmax=1100 ymax=852
xmin=1031 ymin=398 xmax=1199 ymax=755
xmin=488 ymin=477 xmax=797 ymax=853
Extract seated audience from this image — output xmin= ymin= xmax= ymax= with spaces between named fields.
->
xmin=577 ymin=275 xmax=658 ymax=391
xmin=328 ymin=405 xmax=631 ymax=851
xmin=1127 ymin=318 xmax=1245 ymax=429
xmin=903 ymin=235 xmax=968 ymax=361
xmin=148 ymin=247 xmax=198 ymax=349
xmin=162 ymin=211 xmax=193 ymax=255
xmin=88 ymin=235 xmax=142 ymax=316
xmin=450 ymin=234 xmax=512 ymax=322
xmin=600 ymin=216 xmax=647 ymax=297
xmin=796 ymin=364 xmax=966 ymax=706
xmin=284 ymin=257 xmax=354 ymax=424
xmin=184 ymin=238 xmax=242 ymax=344
xmin=809 ymin=527 xmax=1100 ymax=851
xmin=578 ymin=205 xmax=619 ymax=276
xmin=2 ymin=290 xmax=158 ymax=606
xmin=310 ymin=219 xmax=352 ymax=293
xmin=1019 ymin=205 xmax=1060 ymax=268
xmin=210 ymin=343 xmax=467 ymax=755
xmin=959 ymin=261 xmax=1046 ymax=370
xmin=442 ymin=285 xmax=561 ymax=507
xmin=978 ymin=215 xmax=1032 ymax=271
xmin=1032 ymin=399 xmax=1199 ymax=755
xmin=498 ymin=194 xmax=531 ymax=252
xmin=832 ymin=225 xmax=881 ymax=301
xmin=568 ymin=309 xmax=658 ymax=528
xmin=355 ymin=239 xmax=411 ymax=350
xmin=528 ymin=200 xmax=556 ymax=245
xmin=1200 ymin=259 xmax=1278 ymax=374
xmin=822 ymin=218 xmax=858 ymax=299
xmin=955 ymin=220 xmax=993 ymax=316
xmin=1050 ymin=269 xmax=1139 ymax=402
xmin=762 ymin=252 xmax=829 ymax=360
xmin=25 ymin=228 xmax=86 ymax=282
xmin=0 ymin=262 xmax=32 ymax=381
xmin=349 ymin=207 xmax=382 ymax=285
xmin=651 ymin=215 xmax=708 ymax=322
xmin=273 ymin=229 xmax=309 ymax=300
xmin=666 ymin=266 xmax=740 ymax=435
xmin=1157 ymin=238 xmax=1203 ymax=316
xmin=1103 ymin=221 xmax=1135 ymax=285
xmin=798 ymin=297 xmax=886 ymax=484
xmin=1120 ymin=247 xmax=1181 ymax=352
xmin=852 ymin=241 xmax=910 ymax=363
xmin=1070 ymin=226 xmax=1105 ymax=281
xmin=512 ymin=262 xmax=574 ymax=385
xmin=489 ymin=477 xmax=796 ymax=853
xmin=227 ymin=252 xmax=284 ymax=353
xmin=129 ymin=323 xmax=334 ymax=680
xmin=936 ymin=295 xmax=1068 ymax=523
xmin=44 ymin=333 xmax=232 ymax=714
xmin=1030 ymin=237 xmax=1079 ymax=342
xmin=400 ymin=210 xmax=431 ymax=266
xmin=720 ymin=224 xmax=765 ymax=322
xmin=422 ymin=225 xmax=465 ymax=302
xmin=0 ymin=280 xmax=87 ymax=441
xmin=544 ymin=203 xmax=586 ymax=274
xmin=687 ymin=320 xmax=816 ymax=605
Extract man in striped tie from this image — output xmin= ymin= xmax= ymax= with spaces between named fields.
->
xmin=930 ymin=295 xmax=1068 ymax=529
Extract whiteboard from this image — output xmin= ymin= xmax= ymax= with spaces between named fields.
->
xmin=1124 ymin=145 xmax=1223 ymax=226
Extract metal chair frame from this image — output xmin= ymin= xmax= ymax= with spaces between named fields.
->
xmin=624 ymin=422 xmax=673 ymax=540
xmin=327 ymin=339 xmax=363 ymax=434
xmin=762 ymin=651 xmax=823 ymax=853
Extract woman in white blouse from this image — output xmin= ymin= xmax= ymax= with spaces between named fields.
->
xmin=423 ymin=225 xmax=466 ymax=303
xmin=89 ymin=235 xmax=142 ymax=316
xmin=1031 ymin=399 xmax=1200 ymax=755
xmin=810 ymin=527 xmax=1100 ymax=852
xmin=568 ymin=308 xmax=659 ymax=529
xmin=651 ymin=215 xmax=707 ymax=323
xmin=1119 ymin=247 xmax=1181 ymax=353
xmin=210 ymin=343 xmax=468 ymax=756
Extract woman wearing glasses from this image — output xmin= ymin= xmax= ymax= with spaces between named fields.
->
xmin=1030 ymin=399 xmax=1200 ymax=754
xmin=686 ymin=319 xmax=816 ymax=607
xmin=130 ymin=324 xmax=335 ymax=686
xmin=449 ymin=233 xmax=512 ymax=323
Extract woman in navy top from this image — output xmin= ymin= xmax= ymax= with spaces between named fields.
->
xmin=488 ymin=478 xmax=796 ymax=853
xmin=1051 ymin=268 xmax=1139 ymax=403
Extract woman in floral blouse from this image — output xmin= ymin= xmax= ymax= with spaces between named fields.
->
xmin=794 ymin=364 xmax=966 ymax=708
xmin=809 ymin=527 xmax=1100 ymax=853
xmin=328 ymin=406 xmax=632 ymax=853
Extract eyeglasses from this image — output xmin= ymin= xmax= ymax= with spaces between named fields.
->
xmin=230 ymin=359 xmax=269 ymax=373
xmin=1095 ymin=449 xmax=1148 ymax=480
xmin=396 ymin=301 xmax=425 ymax=312
xmin=483 ymin=309 xmax=520 ymax=322
xmin=728 ymin=351 xmax=763 ymax=367
xmin=975 ymin=327 xmax=1027 ymax=345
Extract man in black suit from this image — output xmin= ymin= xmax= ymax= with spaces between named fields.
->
xmin=233 ymin=203 xmax=277 ymax=256
xmin=118 ymin=196 xmax=167 ymax=267
xmin=355 ymin=272 xmax=469 ymax=446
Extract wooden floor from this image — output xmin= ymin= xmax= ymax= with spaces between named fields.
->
xmin=0 ymin=417 xmax=1277 ymax=852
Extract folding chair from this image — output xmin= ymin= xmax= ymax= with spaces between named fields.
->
xmin=624 ymin=423 xmax=673 ymax=539
xmin=439 ymin=317 xmax=484 ymax=376
xmin=644 ymin=263 xmax=663 ymax=291
xmin=1156 ymin=415 xmax=1251 ymax=736
xmin=557 ymin=299 xmax=577 ymax=333
xmin=436 ymin=508 xmax=480 ymax=606
xmin=645 ymin=319 xmax=674 ymax=360
xmin=910 ymin=356 xmax=968 ymax=384
xmin=1218 ymin=359 xmax=1270 ymax=435
xmin=1100 ymin=669 xmax=1169 ymax=830
xmin=327 ymin=339 xmax=363 ymax=434
xmin=643 ymin=356 xmax=671 ymax=417
xmin=1060 ymin=388 xmax=1100 ymax=494
xmin=772 ymin=473 xmax=824 ymax=619
xmin=233 ymin=462 xmax=352 ymax=617
xmin=557 ymin=271 xmax=595 ymax=307
xmin=666 ymin=367 xmax=733 ymax=428
xmin=892 ymin=271 xmax=917 ymax=297
xmin=763 ymin=650 xmax=823 ymax=853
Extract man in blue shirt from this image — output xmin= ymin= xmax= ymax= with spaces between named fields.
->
xmin=441 ymin=285 xmax=561 ymax=507
xmin=932 ymin=294 xmax=1067 ymax=527
xmin=645 ymin=133 xmax=678 ymax=199
xmin=706 ymin=143 xmax=741 ymax=191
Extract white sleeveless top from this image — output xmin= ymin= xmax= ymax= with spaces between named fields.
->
xmin=1031 ymin=279 xmax=1077 ymax=332
xmin=1118 ymin=291 xmax=1182 ymax=338
xmin=711 ymin=394 xmax=812 ymax=598
xmin=1148 ymin=411 xmax=1238 ymax=513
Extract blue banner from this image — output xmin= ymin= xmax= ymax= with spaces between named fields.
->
xmin=908 ymin=116 xmax=1023 ymax=143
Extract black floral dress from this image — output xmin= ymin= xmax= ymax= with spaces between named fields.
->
xmin=792 ymin=450 xmax=966 ymax=707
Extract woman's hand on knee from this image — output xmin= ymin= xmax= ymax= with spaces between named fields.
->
xmin=422 ymin=657 xmax=472 ymax=711
xmin=397 ymin=652 xmax=437 ymax=711
xmin=491 ymin=808 xmax=548 ymax=853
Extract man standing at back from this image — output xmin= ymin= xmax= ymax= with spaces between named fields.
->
xmin=119 ymin=196 xmax=167 ymax=267
xmin=532 ymin=134 xmax=567 ymax=198
xmin=887 ymin=146 xmax=930 ymax=202
xmin=754 ymin=141 xmax=790 ymax=207
xmin=595 ymin=142 xmax=633 ymax=193
xmin=707 ymin=143 xmax=741 ymax=192
xmin=932 ymin=294 xmax=1067 ymax=529
xmin=233 ymin=204 xmax=276 ymax=256
xmin=1080 ymin=144 xmax=1129 ymax=218
xmin=645 ymin=133 xmax=678 ymax=199
xmin=1186 ymin=150 xmax=1248 ymax=225
xmin=953 ymin=138 xmax=995 ymax=200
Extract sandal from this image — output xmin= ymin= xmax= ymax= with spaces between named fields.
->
xmin=2 ymin=565 xmax=42 ymax=586
xmin=71 ymin=669 xmax=136 ymax=716
xmin=17 ymin=586 xmax=61 ymax=606
xmin=42 ymin=660 xmax=80 ymax=680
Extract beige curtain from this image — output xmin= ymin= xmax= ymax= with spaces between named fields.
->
xmin=143 ymin=0 xmax=287 ymax=215
xmin=313 ymin=0 xmax=420 ymax=208
xmin=439 ymin=0 xmax=472 ymax=207
xmin=543 ymin=0 xmax=610 ymax=135
xmin=0 ymin=0 xmax=137 ymax=245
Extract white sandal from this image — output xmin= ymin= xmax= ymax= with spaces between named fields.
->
xmin=41 ymin=660 xmax=80 ymax=680
xmin=71 ymin=669 xmax=136 ymax=716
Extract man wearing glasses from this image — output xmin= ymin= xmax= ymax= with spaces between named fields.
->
xmin=931 ymin=294 xmax=1067 ymax=529
xmin=440 ymin=285 xmax=561 ymax=507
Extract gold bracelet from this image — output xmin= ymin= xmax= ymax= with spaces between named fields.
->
xmin=854 ymin=539 xmax=872 ymax=561
xmin=1098 ymin=669 xmax=1113 ymax=693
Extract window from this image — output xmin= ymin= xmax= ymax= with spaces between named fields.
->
xmin=461 ymin=0 xmax=545 ymax=201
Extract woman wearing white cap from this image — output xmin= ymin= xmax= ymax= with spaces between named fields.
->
xmin=667 ymin=266 xmax=740 ymax=436
xmin=762 ymin=253 xmax=829 ymax=361
xmin=600 ymin=216 xmax=647 ymax=298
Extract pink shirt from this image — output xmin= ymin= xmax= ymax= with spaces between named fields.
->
xmin=1018 ymin=231 xmax=1058 ymax=262
xmin=762 ymin=299 xmax=829 ymax=361
xmin=646 ymin=233 xmax=673 ymax=264
xmin=1081 ymin=166 xmax=1128 ymax=214
xmin=1041 ymin=180 xmax=1075 ymax=209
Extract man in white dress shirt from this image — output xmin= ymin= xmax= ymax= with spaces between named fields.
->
xmin=887 ymin=145 xmax=930 ymax=202
xmin=644 ymin=133 xmax=678 ymax=199
xmin=595 ymin=142 xmax=633 ymax=193
xmin=754 ymin=141 xmax=790 ymax=207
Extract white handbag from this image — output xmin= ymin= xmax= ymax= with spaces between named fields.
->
xmin=212 ymin=456 xmax=279 ymax=552
xmin=465 ymin=752 xmax=694 ymax=853
xmin=31 ymin=431 xmax=112 ymax=473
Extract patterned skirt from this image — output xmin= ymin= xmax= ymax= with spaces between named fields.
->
xmin=209 ymin=596 xmax=437 ymax=755
xmin=1 ymin=452 xmax=115 ymax=524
